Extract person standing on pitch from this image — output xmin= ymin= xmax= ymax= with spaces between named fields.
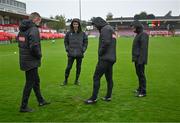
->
xmin=131 ymin=21 xmax=149 ymax=97
xmin=17 ymin=12 xmax=50 ymax=112
xmin=62 ymin=18 xmax=88 ymax=86
xmin=85 ymin=17 xmax=116 ymax=104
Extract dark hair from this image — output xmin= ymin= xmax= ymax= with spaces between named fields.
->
xmin=70 ymin=18 xmax=82 ymax=33
xmin=131 ymin=21 xmax=144 ymax=33
xmin=29 ymin=12 xmax=41 ymax=20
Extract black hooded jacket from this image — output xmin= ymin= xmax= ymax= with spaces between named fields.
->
xmin=131 ymin=21 xmax=149 ymax=64
xmin=17 ymin=19 xmax=42 ymax=71
xmin=64 ymin=18 xmax=88 ymax=58
xmin=92 ymin=17 xmax=116 ymax=63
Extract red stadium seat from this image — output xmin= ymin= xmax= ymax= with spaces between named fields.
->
xmin=0 ymin=36 xmax=9 ymax=41
xmin=40 ymin=32 xmax=65 ymax=40
xmin=0 ymin=32 xmax=17 ymax=41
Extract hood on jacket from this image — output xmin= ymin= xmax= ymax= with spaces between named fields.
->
xmin=91 ymin=17 xmax=108 ymax=31
xmin=70 ymin=18 xmax=82 ymax=33
xmin=19 ymin=20 xmax=34 ymax=32
xmin=130 ymin=21 xmax=144 ymax=34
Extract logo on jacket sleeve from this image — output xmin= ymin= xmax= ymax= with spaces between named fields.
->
xmin=112 ymin=34 xmax=117 ymax=39
xmin=18 ymin=36 xmax=26 ymax=42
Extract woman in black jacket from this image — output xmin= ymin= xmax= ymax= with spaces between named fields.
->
xmin=61 ymin=18 xmax=88 ymax=86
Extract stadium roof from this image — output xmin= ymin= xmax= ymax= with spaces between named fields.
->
xmin=0 ymin=10 xmax=58 ymax=22
xmin=108 ymin=16 xmax=180 ymax=23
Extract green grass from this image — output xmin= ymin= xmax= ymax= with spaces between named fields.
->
xmin=0 ymin=37 xmax=180 ymax=122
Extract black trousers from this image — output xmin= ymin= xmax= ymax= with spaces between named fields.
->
xmin=91 ymin=60 xmax=114 ymax=99
xmin=135 ymin=62 xmax=146 ymax=94
xmin=20 ymin=68 xmax=44 ymax=109
xmin=65 ymin=57 xmax=82 ymax=81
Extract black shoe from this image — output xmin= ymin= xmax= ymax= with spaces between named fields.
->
xmin=61 ymin=83 xmax=67 ymax=86
xmin=74 ymin=81 xmax=80 ymax=85
xmin=133 ymin=89 xmax=140 ymax=93
xmin=19 ymin=107 xmax=33 ymax=113
xmin=39 ymin=101 xmax=51 ymax=106
xmin=84 ymin=98 xmax=97 ymax=104
xmin=136 ymin=93 xmax=146 ymax=97
xmin=61 ymin=80 xmax=67 ymax=86
xmin=101 ymin=97 xmax=111 ymax=101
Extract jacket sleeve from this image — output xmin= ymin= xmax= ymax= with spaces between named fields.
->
xmin=28 ymin=27 xmax=42 ymax=59
xmin=82 ymin=32 xmax=88 ymax=53
xmin=64 ymin=32 xmax=69 ymax=52
xmin=99 ymin=28 xmax=111 ymax=56
xmin=138 ymin=33 xmax=149 ymax=64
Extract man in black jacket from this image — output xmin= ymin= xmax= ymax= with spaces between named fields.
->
xmin=85 ymin=17 xmax=116 ymax=104
xmin=62 ymin=18 xmax=88 ymax=86
xmin=131 ymin=21 xmax=149 ymax=97
xmin=17 ymin=12 xmax=50 ymax=112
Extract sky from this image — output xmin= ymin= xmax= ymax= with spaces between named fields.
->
xmin=18 ymin=0 xmax=180 ymax=21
